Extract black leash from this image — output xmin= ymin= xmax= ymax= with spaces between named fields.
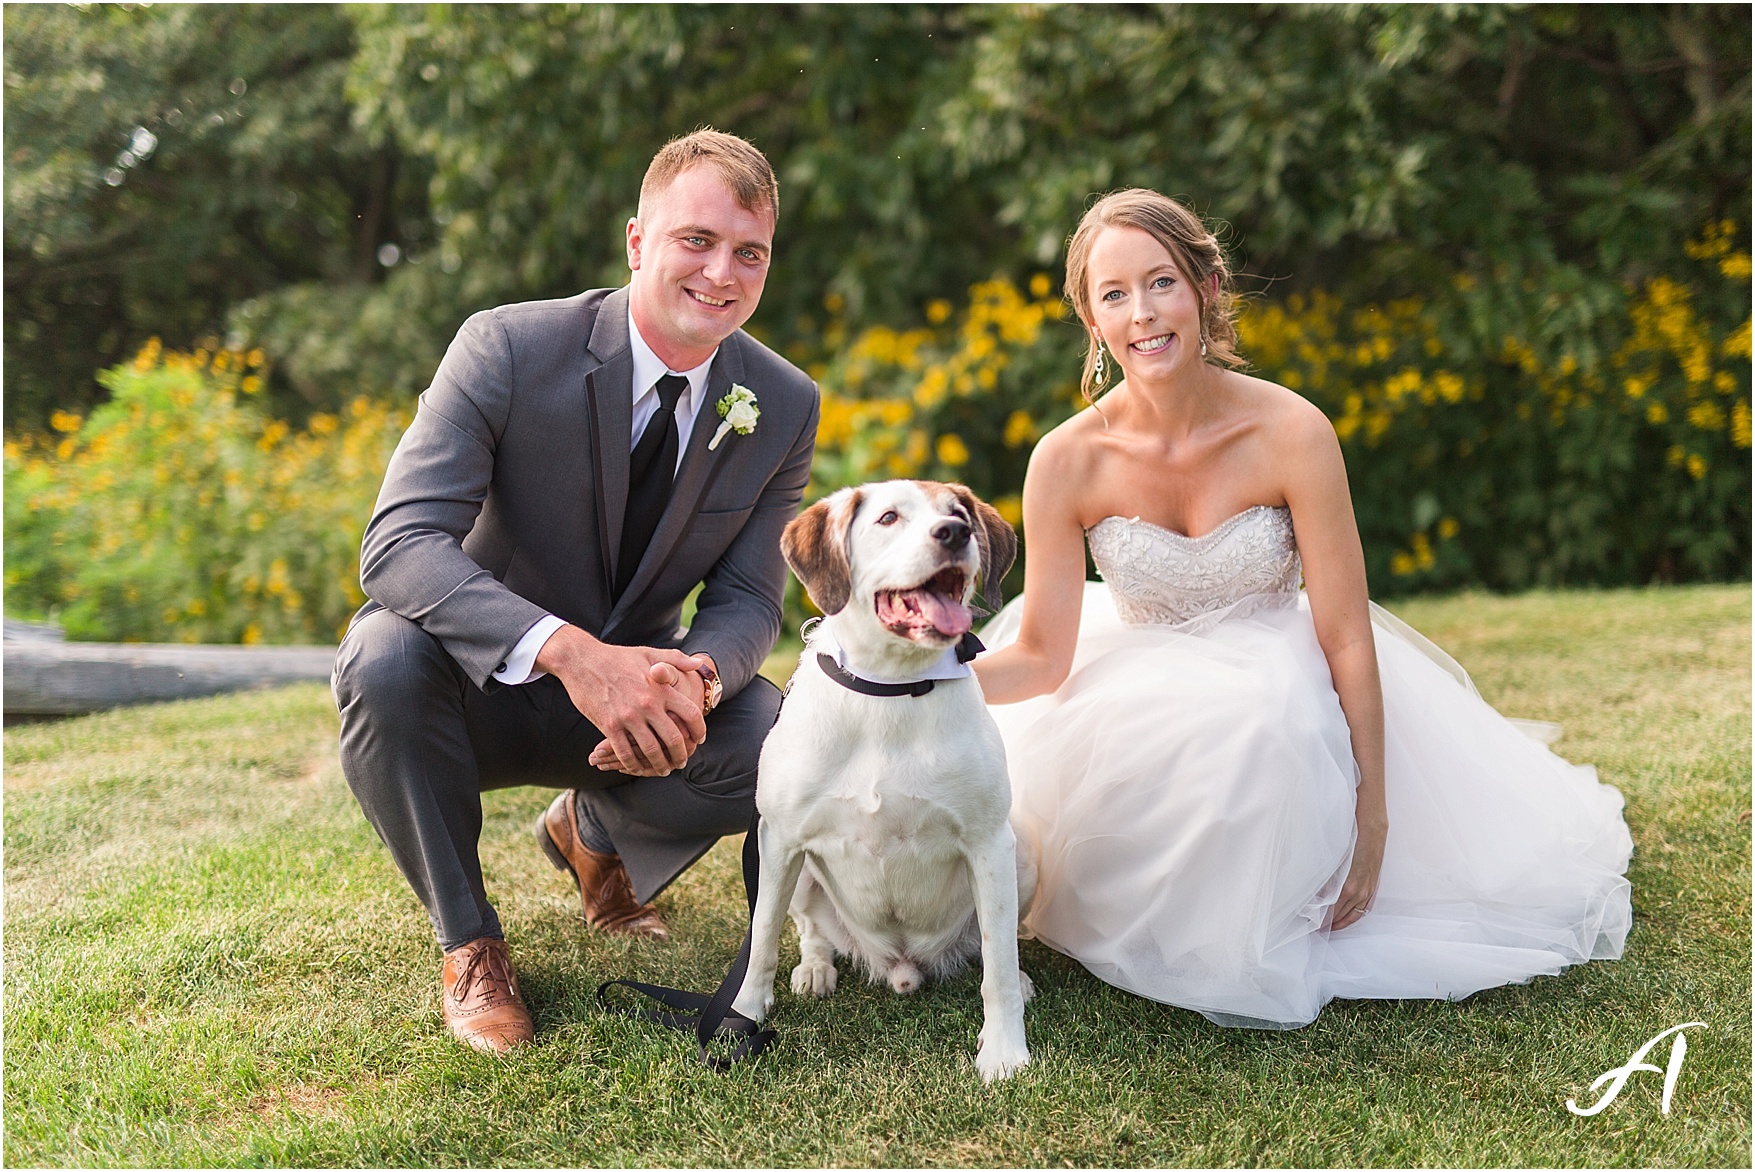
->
xmin=597 ymin=806 xmax=776 ymax=1069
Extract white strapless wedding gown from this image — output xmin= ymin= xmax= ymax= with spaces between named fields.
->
xmin=983 ymin=506 xmax=1633 ymax=1029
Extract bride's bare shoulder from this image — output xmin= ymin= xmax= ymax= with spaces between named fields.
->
xmin=1030 ymin=404 xmax=1109 ymax=469
xmin=1230 ymin=371 xmax=1338 ymax=456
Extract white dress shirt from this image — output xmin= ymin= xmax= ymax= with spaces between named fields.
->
xmin=490 ymin=302 xmax=720 ymax=685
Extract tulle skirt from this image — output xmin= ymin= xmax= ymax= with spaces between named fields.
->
xmin=983 ymin=585 xmax=1633 ymax=1029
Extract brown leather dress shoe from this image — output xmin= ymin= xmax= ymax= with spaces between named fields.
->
xmin=536 ymin=789 xmax=670 ymax=940
xmin=440 ymin=936 xmax=535 ymax=1054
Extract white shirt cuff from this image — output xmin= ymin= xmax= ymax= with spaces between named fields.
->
xmin=493 ymin=615 xmax=568 ymax=685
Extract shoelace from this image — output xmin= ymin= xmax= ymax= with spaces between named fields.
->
xmin=452 ymin=942 xmax=518 ymax=1004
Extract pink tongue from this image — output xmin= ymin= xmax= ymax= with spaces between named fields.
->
xmin=878 ymin=588 xmax=973 ymax=639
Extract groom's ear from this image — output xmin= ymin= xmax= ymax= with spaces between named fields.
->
xmin=783 ymin=488 xmax=861 ymax=616
xmin=948 ymin=484 xmax=1018 ymax=612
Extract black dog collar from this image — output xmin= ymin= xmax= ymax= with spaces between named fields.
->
xmin=815 ymin=631 xmax=986 ymax=698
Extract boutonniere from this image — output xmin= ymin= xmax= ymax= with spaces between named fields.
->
xmin=708 ymin=384 xmax=760 ymax=450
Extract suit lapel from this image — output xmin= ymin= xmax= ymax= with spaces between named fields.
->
xmin=605 ymin=336 xmax=745 ymax=629
xmin=585 ymin=287 xmax=634 ymax=594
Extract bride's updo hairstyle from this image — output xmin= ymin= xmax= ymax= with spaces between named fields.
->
xmin=1064 ymin=189 xmax=1243 ymax=401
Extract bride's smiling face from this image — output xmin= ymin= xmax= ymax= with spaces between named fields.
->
xmin=1085 ymin=225 xmax=1210 ymax=384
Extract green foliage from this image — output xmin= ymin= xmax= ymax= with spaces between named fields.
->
xmin=248 ymin=5 xmax=1002 ymax=404
xmin=4 ymin=343 xmax=407 ymax=643
xmin=2 ymin=3 xmax=426 ymax=426
xmin=290 ymin=4 xmax=1749 ymax=420
xmin=811 ymin=228 xmax=1751 ymax=596
xmin=4 ymin=4 xmax=1749 ymax=606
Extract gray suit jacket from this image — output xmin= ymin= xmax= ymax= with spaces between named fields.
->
xmin=356 ymin=285 xmax=819 ymax=699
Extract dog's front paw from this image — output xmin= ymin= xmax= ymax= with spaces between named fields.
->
xmin=730 ymin=982 xmax=774 ymax=1023
xmin=790 ymin=957 xmax=838 ymax=998
xmin=975 ymin=1021 xmax=1031 ymax=1083
xmin=1018 ymin=969 xmax=1035 ymax=1003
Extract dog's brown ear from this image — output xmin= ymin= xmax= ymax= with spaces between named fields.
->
xmin=782 ymin=488 xmax=861 ymax=615
xmin=949 ymin=483 xmax=1018 ymax=611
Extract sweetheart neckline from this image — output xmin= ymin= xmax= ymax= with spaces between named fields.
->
xmin=1087 ymin=504 xmax=1288 ymax=544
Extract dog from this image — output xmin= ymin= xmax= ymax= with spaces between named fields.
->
xmin=730 ymin=479 xmax=1037 ymax=1083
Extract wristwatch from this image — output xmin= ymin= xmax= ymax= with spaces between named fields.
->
xmin=695 ymin=659 xmax=723 ymax=717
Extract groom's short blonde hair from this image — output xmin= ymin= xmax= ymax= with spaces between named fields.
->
xmin=640 ymin=129 xmax=779 ymax=221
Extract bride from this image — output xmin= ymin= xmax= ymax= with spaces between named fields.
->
xmin=971 ymin=189 xmax=1633 ymax=1029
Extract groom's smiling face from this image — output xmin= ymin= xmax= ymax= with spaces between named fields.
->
xmin=626 ymin=165 xmax=774 ymax=370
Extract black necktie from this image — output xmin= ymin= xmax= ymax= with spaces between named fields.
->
xmin=617 ymin=373 xmax=687 ymax=598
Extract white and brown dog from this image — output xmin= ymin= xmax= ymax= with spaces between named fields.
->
xmin=730 ymin=479 xmax=1037 ymax=1082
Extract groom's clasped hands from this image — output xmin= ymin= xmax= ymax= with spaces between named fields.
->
xmin=533 ymin=622 xmax=712 ymax=777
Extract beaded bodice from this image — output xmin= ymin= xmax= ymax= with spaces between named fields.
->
xmin=1086 ymin=506 xmax=1301 ymax=626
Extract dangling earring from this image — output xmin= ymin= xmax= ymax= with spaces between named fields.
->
xmin=1093 ymin=340 xmax=1106 ymax=385
xmin=1200 ymin=336 xmax=1209 ymax=358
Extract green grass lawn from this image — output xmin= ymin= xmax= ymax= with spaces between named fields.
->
xmin=5 ymin=584 xmax=1749 ymax=1166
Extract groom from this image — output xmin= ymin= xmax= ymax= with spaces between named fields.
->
xmin=332 ymin=130 xmax=819 ymax=1053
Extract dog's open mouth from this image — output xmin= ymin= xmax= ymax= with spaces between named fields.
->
xmin=875 ymin=567 xmax=971 ymax=643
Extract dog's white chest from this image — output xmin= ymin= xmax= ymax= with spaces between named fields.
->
xmin=758 ymin=667 xmax=1011 ymax=938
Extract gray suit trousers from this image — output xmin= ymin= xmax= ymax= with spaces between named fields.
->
xmin=333 ymin=606 xmax=780 ymax=951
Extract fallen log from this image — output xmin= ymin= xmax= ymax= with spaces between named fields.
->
xmin=4 ymin=637 xmax=337 ymax=716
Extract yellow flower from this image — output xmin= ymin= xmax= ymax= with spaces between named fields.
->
xmin=1686 ymin=453 xmax=1707 ymax=480
xmin=935 ymin=433 xmax=970 ymax=467
xmin=1389 ymin=552 xmax=1416 ymax=576
xmin=1003 ymin=410 xmax=1036 ymax=448
xmin=246 ymin=348 xmax=266 ymax=368
xmin=241 ymin=623 xmax=262 ymax=645
xmin=1720 ymin=252 xmax=1751 ymax=281
xmin=1647 ymin=402 xmax=1670 ymax=425
xmin=241 ymin=375 xmax=263 ymax=395
xmin=1732 ymin=402 xmax=1751 ymax=448
xmin=913 ymin=366 xmax=949 ymax=409
xmin=1687 ymin=401 xmax=1726 ymax=431
xmin=824 ymin=291 xmax=846 ymax=315
xmin=1437 ymin=517 xmax=1460 ymax=540
xmin=877 ymin=399 xmax=912 ymax=427
xmin=50 ymin=410 xmax=83 ymax=433
xmin=1411 ymin=532 xmax=1434 ymax=570
xmin=925 ymin=299 xmax=952 ymax=324
xmin=1724 ymin=319 xmax=1752 ymax=359
xmin=993 ymin=494 xmax=1023 ymax=527
xmin=1029 ymin=273 xmax=1052 ymax=299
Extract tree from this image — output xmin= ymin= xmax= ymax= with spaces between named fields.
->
xmin=3 ymin=4 xmax=426 ymax=426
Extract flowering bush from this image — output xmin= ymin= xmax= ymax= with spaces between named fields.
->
xmin=7 ymin=223 xmax=1745 ymax=647
xmin=5 ymin=341 xmax=408 ymax=643
xmin=810 ymin=224 xmax=1751 ymax=598
xmin=808 ymin=274 xmax=1084 ymax=532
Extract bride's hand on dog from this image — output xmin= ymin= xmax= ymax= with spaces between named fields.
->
xmin=535 ymin=625 xmax=706 ymax=775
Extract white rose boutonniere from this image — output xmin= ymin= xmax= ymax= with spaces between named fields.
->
xmin=708 ymin=384 xmax=760 ymax=451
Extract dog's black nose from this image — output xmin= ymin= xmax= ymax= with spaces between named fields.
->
xmin=932 ymin=518 xmax=972 ymax=550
